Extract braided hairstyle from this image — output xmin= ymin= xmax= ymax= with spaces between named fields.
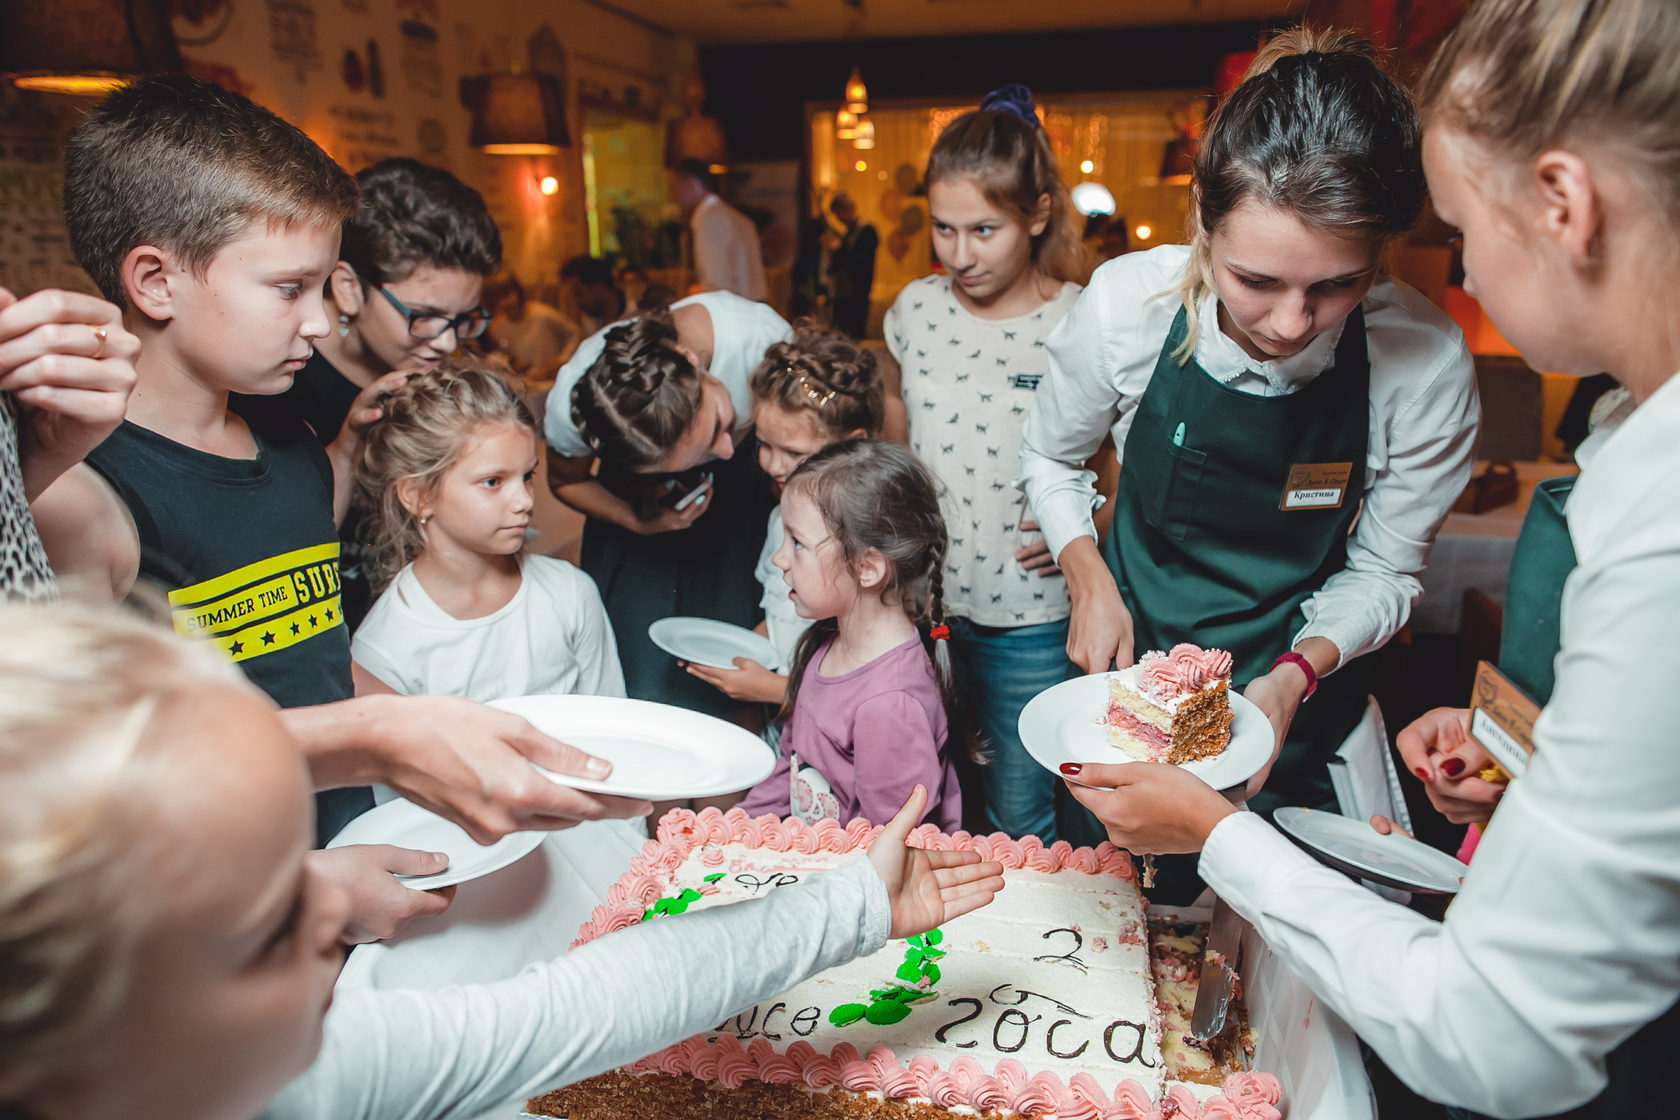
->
xmin=776 ymin=439 xmax=977 ymax=762
xmin=748 ymin=321 xmax=885 ymax=440
xmin=569 ymin=308 xmax=705 ymax=471
xmin=354 ymin=355 xmax=536 ymax=588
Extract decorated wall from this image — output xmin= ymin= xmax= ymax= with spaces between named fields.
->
xmin=0 ymin=0 xmax=690 ymax=296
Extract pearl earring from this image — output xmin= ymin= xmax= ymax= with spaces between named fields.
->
xmin=338 ymin=313 xmax=351 ymax=338
xmin=419 ymin=516 xmax=429 ymax=527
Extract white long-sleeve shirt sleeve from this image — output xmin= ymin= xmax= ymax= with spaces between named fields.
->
xmin=1017 ymin=244 xmax=1479 ymax=664
xmin=264 ymin=856 xmax=889 ymax=1120
xmin=1199 ymin=371 xmax=1680 ymax=1117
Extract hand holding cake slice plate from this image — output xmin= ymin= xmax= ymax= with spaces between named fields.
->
xmin=1018 ymin=642 xmax=1273 ymax=792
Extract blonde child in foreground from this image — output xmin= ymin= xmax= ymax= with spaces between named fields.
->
xmin=0 ymin=605 xmax=1004 ymax=1120
xmin=736 ymin=439 xmax=967 ymax=831
xmin=684 ymin=325 xmax=885 ymax=705
xmin=350 ymin=358 xmax=623 ymax=702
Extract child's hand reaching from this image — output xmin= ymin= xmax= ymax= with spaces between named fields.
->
xmin=866 ymin=785 xmax=1005 ymax=939
xmin=307 ymin=844 xmax=457 ymax=944
xmin=681 ymin=656 xmax=788 ymax=704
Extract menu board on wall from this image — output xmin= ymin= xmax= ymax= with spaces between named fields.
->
xmin=0 ymin=90 xmax=96 ymax=296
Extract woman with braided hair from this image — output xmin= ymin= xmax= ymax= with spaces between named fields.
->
xmin=734 ymin=439 xmax=967 ymax=831
xmin=543 ymin=291 xmax=790 ymax=717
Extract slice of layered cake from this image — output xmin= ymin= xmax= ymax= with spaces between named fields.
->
xmin=1106 ymin=643 xmax=1234 ymax=764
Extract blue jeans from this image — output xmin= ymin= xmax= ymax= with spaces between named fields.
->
xmin=949 ymin=616 xmax=1102 ymax=844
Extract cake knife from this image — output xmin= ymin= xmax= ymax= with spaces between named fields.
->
xmin=1190 ymin=891 xmax=1244 ymax=1040
xmin=1192 ymin=789 xmax=1250 ymax=1041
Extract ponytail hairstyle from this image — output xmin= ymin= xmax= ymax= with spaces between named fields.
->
xmin=1419 ymin=0 xmax=1680 ymax=233
xmin=925 ymin=84 xmax=1091 ymax=287
xmin=569 ymin=307 xmax=705 ymax=471
xmin=748 ymin=321 xmax=886 ymax=440
xmin=1175 ymin=27 xmax=1427 ymax=360
xmin=355 ymin=355 xmax=536 ymax=588
xmin=776 ymin=440 xmax=977 ymax=762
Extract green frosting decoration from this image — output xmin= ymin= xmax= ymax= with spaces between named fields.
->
xmin=866 ymin=1000 xmax=912 ymax=1025
xmin=640 ymin=886 xmax=706 ymax=922
xmin=829 ymin=928 xmax=947 ymax=1029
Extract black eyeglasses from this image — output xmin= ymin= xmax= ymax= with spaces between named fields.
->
xmin=374 ymin=285 xmax=492 ymax=341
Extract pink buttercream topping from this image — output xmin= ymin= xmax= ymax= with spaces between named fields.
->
xmin=700 ymin=846 xmax=724 ymax=867
xmin=1134 ymin=643 xmax=1233 ymax=701
xmin=1146 ymin=659 xmax=1185 ymax=697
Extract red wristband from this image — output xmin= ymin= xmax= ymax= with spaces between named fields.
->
xmin=1270 ymin=652 xmax=1318 ymax=699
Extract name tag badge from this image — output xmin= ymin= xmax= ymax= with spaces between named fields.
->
xmin=1280 ymin=461 xmax=1353 ymax=510
xmin=1009 ymin=373 xmax=1042 ymax=391
xmin=1468 ymin=660 xmax=1539 ymax=779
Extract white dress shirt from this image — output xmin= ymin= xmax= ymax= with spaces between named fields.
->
xmin=691 ymin=193 xmax=768 ymax=301
xmin=1017 ymin=244 xmax=1479 ymax=665
xmin=1200 ymin=369 xmax=1680 ymax=1116
xmin=265 ymin=857 xmax=888 ymax=1120
xmin=543 ymin=291 xmax=791 ymax=459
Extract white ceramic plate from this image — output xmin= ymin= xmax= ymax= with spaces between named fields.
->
xmin=488 ymin=693 xmax=775 ymax=800
xmin=1274 ymin=807 xmax=1469 ymax=894
xmin=1017 ymin=673 xmax=1273 ymax=792
xmin=648 ymin=616 xmax=781 ymax=671
xmin=327 ymin=800 xmax=545 ymax=892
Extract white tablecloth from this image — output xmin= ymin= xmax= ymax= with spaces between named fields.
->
xmin=1412 ymin=461 xmax=1578 ymax=634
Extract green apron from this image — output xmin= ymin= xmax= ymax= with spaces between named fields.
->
xmin=1104 ymin=306 xmax=1371 ymax=817
xmin=1464 ymin=473 xmax=1680 ymax=1118
xmin=1495 ymin=475 xmax=1576 ymax=705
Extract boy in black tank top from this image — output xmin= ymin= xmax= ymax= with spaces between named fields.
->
xmin=32 ymin=76 xmax=651 ymax=945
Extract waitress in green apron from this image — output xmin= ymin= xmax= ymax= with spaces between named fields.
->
xmin=544 ymin=293 xmax=791 ymax=719
xmin=1019 ymin=33 xmax=1479 ymax=828
xmin=1059 ymin=1 xmax=1680 ymax=1113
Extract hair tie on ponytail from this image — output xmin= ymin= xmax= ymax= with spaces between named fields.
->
xmin=929 ymin=624 xmax=950 ymax=642
xmin=979 ymin=84 xmax=1040 ymax=129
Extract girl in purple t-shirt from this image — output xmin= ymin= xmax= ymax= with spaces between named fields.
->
xmin=737 ymin=439 xmax=967 ymax=831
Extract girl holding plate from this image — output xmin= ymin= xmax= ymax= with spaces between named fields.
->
xmin=1018 ymin=30 xmax=1479 ymax=821
xmin=1069 ymin=0 xmax=1680 ymax=1112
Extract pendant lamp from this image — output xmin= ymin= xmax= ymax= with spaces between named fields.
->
xmin=1 ymin=0 xmax=182 ymax=95
xmin=459 ymin=70 xmax=570 ymax=155
xmin=843 ymin=66 xmax=868 ymax=114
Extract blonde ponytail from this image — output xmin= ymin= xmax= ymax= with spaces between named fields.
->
xmin=1420 ymin=0 xmax=1680 ymax=229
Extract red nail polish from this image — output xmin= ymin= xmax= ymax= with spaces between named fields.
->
xmin=1059 ymin=763 xmax=1083 ymax=776
xmin=1413 ymin=766 xmax=1431 ymax=781
xmin=1441 ymin=758 xmax=1466 ymax=778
